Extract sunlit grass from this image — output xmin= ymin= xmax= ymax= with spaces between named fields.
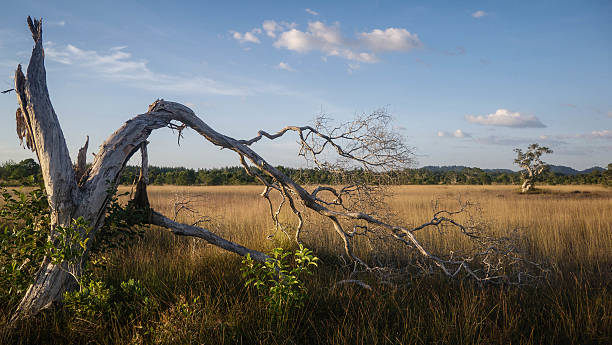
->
xmin=137 ymin=184 xmax=612 ymax=272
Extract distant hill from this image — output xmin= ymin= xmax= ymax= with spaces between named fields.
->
xmin=420 ymin=165 xmax=606 ymax=176
xmin=548 ymin=165 xmax=606 ymax=175
xmin=420 ymin=166 xmax=515 ymax=173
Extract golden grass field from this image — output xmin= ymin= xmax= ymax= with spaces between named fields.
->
xmin=136 ymin=184 xmax=612 ymax=271
xmin=3 ymin=184 xmax=611 ymax=344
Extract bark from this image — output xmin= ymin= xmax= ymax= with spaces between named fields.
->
xmin=75 ymin=136 xmax=89 ymax=182
xmin=12 ymin=261 xmax=78 ymax=319
xmin=11 ymin=18 xmax=80 ymax=322
xmin=521 ymin=180 xmax=533 ymax=193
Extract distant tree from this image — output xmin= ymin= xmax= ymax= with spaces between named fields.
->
xmin=513 ymin=143 xmax=553 ymax=192
xmin=0 ymin=159 xmax=41 ymax=185
xmin=605 ymin=163 xmax=612 ymax=186
xmin=175 ymin=169 xmax=196 ymax=185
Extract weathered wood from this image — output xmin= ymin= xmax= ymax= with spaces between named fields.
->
xmin=150 ymin=211 xmax=270 ymax=263
xmin=75 ymin=136 xmax=89 ymax=182
xmin=140 ymin=143 xmax=149 ymax=184
xmin=11 ymin=17 xmax=81 ymax=322
xmin=132 ymin=143 xmax=150 ymax=210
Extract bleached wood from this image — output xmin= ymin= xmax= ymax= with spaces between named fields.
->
xmin=11 ymin=17 xmax=81 ymax=321
xmin=150 ymin=211 xmax=270 ymax=263
xmin=75 ymin=136 xmax=89 ymax=182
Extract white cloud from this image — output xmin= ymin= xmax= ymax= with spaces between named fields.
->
xmin=347 ymin=63 xmax=360 ymax=74
xmin=438 ymin=129 xmax=471 ymax=138
xmin=540 ymin=130 xmax=612 ymax=141
xmin=273 ymin=21 xmax=420 ymax=63
xmin=588 ymin=130 xmax=612 ymax=139
xmin=466 ymin=109 xmax=546 ymax=128
xmin=262 ymin=20 xmax=281 ymax=38
xmin=476 ymin=136 xmax=524 ymax=146
xmin=472 ymin=10 xmax=487 ymax=18
xmin=45 ymin=43 xmax=248 ymax=96
xmin=305 ymin=8 xmax=319 ymax=16
xmin=276 ymin=62 xmax=295 ymax=72
xmin=231 ymin=28 xmax=261 ymax=44
xmin=274 ymin=22 xmax=342 ymax=53
xmin=358 ymin=28 xmax=421 ymax=52
xmin=48 ymin=20 xmax=66 ymax=27
xmin=473 ymin=130 xmax=612 ymax=149
xmin=476 ymin=135 xmax=566 ymax=146
xmin=262 ymin=20 xmax=297 ymax=38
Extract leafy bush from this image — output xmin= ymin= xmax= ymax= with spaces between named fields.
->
xmin=0 ymin=186 xmax=93 ymax=296
xmin=63 ymin=279 xmax=112 ymax=319
xmin=0 ymin=187 xmax=49 ymax=304
xmin=0 ymin=185 xmax=150 ymax=310
xmin=241 ymin=245 xmax=318 ymax=317
xmin=63 ymin=278 xmax=157 ymax=323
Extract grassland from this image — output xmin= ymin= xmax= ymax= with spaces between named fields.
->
xmin=2 ymin=185 xmax=611 ymax=344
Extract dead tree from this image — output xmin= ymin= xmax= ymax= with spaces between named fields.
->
xmin=9 ymin=17 xmax=540 ymax=321
xmin=514 ymin=143 xmax=553 ymax=193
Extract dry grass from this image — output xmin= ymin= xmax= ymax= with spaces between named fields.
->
xmin=136 ymin=184 xmax=612 ymax=272
xmin=3 ymin=184 xmax=611 ymax=344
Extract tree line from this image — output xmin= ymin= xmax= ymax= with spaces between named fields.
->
xmin=1 ymin=158 xmax=611 ymax=187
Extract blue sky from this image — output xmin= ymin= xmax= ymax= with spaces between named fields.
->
xmin=0 ymin=1 xmax=610 ymax=170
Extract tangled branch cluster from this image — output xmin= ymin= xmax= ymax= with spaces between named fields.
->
xmin=222 ymin=109 xmax=544 ymax=285
xmin=240 ymin=108 xmax=412 ymax=172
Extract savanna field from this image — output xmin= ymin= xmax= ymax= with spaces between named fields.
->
xmin=2 ymin=184 xmax=611 ymax=345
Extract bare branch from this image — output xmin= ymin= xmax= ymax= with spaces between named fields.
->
xmin=150 ymin=211 xmax=270 ymax=264
xmin=335 ymin=279 xmax=372 ymax=290
xmin=240 ymin=108 xmax=413 ymax=172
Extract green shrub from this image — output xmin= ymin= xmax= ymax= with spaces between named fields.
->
xmin=64 ymin=278 xmax=157 ymax=323
xmin=0 ymin=185 xmax=151 ymax=312
xmin=241 ymin=245 xmax=318 ymax=318
xmin=63 ymin=279 xmax=112 ymax=319
xmin=0 ymin=187 xmax=49 ymax=304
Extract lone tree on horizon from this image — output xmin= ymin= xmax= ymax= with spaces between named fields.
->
xmin=514 ymin=143 xmax=553 ymax=193
xmin=6 ymin=17 xmax=539 ymax=322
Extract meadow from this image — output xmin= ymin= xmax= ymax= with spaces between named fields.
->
xmin=2 ymin=184 xmax=611 ymax=344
